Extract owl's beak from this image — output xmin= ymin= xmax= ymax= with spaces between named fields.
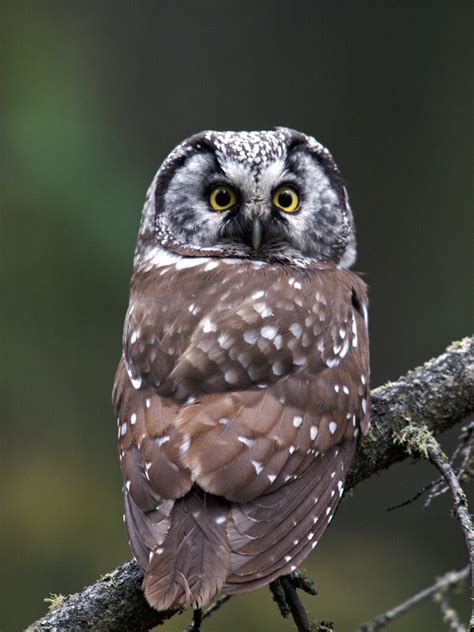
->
xmin=251 ymin=216 xmax=262 ymax=250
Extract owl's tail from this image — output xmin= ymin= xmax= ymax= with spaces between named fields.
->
xmin=143 ymin=487 xmax=231 ymax=611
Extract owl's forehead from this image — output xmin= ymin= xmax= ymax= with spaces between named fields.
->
xmin=158 ymin=128 xmax=328 ymax=182
xmin=205 ymin=130 xmax=288 ymax=172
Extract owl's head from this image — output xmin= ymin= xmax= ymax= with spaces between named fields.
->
xmin=135 ymin=128 xmax=356 ymax=268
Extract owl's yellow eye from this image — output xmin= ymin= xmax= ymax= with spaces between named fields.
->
xmin=272 ymin=185 xmax=300 ymax=213
xmin=209 ymin=186 xmax=237 ymax=211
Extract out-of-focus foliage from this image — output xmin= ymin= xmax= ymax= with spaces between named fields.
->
xmin=1 ymin=2 xmax=472 ymax=630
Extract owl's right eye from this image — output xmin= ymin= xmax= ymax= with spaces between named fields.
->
xmin=209 ymin=185 xmax=237 ymax=212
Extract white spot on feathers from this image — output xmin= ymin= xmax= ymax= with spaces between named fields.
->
xmin=273 ymin=334 xmax=283 ymax=350
xmin=362 ymin=303 xmax=369 ymax=328
xmin=261 ymin=325 xmax=278 ymax=340
xmin=204 ymin=260 xmax=219 ymax=271
xmin=202 ymin=317 xmax=217 ymax=333
xmin=329 ymin=421 xmax=337 ymax=434
xmin=310 ymin=425 xmax=318 ymax=440
xmin=174 ymin=257 xmax=210 ymax=270
xmin=253 ymin=302 xmax=272 ymax=317
xmin=289 ymin=323 xmax=302 ymax=338
xmin=130 ymin=413 xmax=137 ymax=425
xmin=251 ymin=460 xmax=263 ymax=474
xmin=340 ymin=337 xmax=350 ymax=359
xmin=243 ymin=329 xmax=259 ymax=344
xmin=224 ymin=368 xmax=239 ymax=384
xmin=293 ymin=415 xmax=303 ymax=428
xmin=272 ymin=361 xmax=285 ymax=375
xmin=238 ymin=436 xmax=254 ymax=448
xmin=180 ymin=434 xmax=191 ymax=455
xmin=217 ymin=333 xmax=233 ymax=349
xmin=293 ymin=354 xmax=306 ymax=366
xmin=130 ymin=374 xmax=142 ymax=390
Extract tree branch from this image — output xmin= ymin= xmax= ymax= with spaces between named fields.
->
xmin=268 ymin=571 xmax=319 ymax=632
xmin=425 ymin=436 xmax=473 ymax=616
xmin=355 ymin=566 xmax=470 ymax=632
xmin=27 ymin=337 xmax=474 ymax=632
xmin=357 ymin=418 xmax=474 ymax=631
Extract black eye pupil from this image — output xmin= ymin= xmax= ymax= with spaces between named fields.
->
xmin=215 ymin=189 xmax=231 ymax=207
xmin=278 ymin=191 xmax=293 ymax=208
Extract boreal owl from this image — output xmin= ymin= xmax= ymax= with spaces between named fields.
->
xmin=113 ymin=128 xmax=370 ymax=611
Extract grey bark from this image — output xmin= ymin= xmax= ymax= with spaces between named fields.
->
xmin=27 ymin=337 xmax=474 ymax=632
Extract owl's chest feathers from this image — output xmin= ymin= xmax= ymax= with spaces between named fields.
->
xmin=124 ymin=259 xmax=367 ymax=400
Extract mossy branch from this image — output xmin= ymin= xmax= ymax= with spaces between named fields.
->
xmin=27 ymin=337 xmax=474 ymax=632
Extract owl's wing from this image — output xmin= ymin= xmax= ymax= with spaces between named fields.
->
xmin=169 ymin=321 xmax=367 ymax=591
xmin=225 ymin=439 xmax=355 ymax=592
xmin=173 ymin=363 xmax=364 ymax=504
xmin=114 ymin=358 xmax=232 ymax=608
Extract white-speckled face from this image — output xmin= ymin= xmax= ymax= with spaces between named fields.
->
xmin=135 ymin=128 xmax=356 ymax=268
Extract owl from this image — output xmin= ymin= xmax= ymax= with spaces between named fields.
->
xmin=113 ymin=128 xmax=370 ymax=612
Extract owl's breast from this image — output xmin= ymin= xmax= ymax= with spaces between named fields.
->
xmin=121 ymin=258 xmax=368 ymax=408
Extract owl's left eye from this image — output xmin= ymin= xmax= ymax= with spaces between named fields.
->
xmin=209 ymin=185 xmax=237 ymax=212
xmin=272 ymin=185 xmax=300 ymax=213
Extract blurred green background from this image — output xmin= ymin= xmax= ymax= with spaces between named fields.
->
xmin=1 ymin=1 xmax=472 ymax=630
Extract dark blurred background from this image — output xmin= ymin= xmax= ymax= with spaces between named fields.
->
xmin=1 ymin=1 xmax=472 ymax=630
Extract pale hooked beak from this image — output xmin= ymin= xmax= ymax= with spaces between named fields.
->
xmin=252 ymin=216 xmax=262 ymax=250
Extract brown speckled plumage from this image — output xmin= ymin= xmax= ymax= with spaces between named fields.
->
xmin=113 ymin=129 xmax=370 ymax=611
